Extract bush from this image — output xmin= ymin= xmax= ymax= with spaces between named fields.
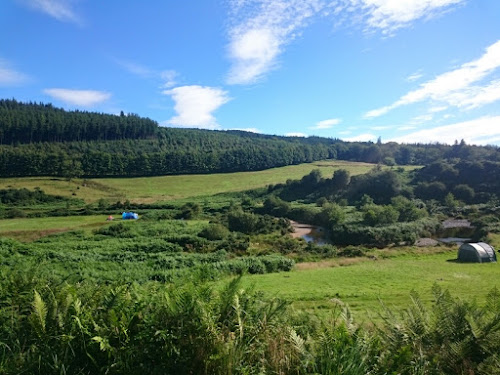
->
xmin=95 ymin=222 xmax=138 ymax=238
xmin=198 ymin=223 xmax=230 ymax=240
xmin=243 ymin=258 xmax=266 ymax=274
xmin=330 ymin=218 xmax=440 ymax=247
xmin=452 ymin=184 xmax=475 ymax=203
xmin=363 ymin=204 xmax=399 ymax=226
xmin=5 ymin=208 xmax=27 ymax=218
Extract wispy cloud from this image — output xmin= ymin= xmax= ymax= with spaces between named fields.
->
xmin=336 ymin=0 xmax=465 ymax=35
xmin=406 ymin=70 xmax=423 ymax=82
xmin=163 ymin=85 xmax=230 ymax=130
xmin=118 ymin=61 xmax=155 ymax=78
xmin=23 ymin=0 xmax=81 ymax=24
xmin=310 ymin=118 xmax=341 ymax=130
xmin=118 ymin=60 xmax=178 ymax=88
xmin=411 ymin=114 xmax=433 ymax=124
xmin=226 ymin=0 xmax=322 ymax=85
xmin=0 ymin=58 xmax=29 ymax=86
xmin=160 ymin=70 xmax=178 ymax=89
xmin=44 ymin=88 xmax=111 ymax=107
xmin=389 ymin=116 xmax=500 ymax=145
xmin=365 ymin=40 xmax=500 ymax=118
xmin=226 ymin=0 xmax=464 ymax=85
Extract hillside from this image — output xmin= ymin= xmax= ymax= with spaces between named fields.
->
xmin=1 ymin=99 xmax=499 ymax=178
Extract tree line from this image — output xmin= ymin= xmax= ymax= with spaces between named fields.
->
xmin=0 ymin=99 xmax=157 ymax=143
xmin=1 ymin=99 xmax=499 ymax=177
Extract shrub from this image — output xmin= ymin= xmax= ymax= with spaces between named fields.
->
xmin=5 ymin=208 xmax=27 ymax=218
xmin=94 ymin=222 xmax=137 ymax=238
xmin=198 ymin=223 xmax=230 ymax=240
xmin=243 ymin=258 xmax=266 ymax=274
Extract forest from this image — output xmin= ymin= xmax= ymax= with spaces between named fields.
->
xmin=1 ymin=99 xmax=499 ymax=178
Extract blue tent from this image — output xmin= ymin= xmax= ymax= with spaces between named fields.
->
xmin=122 ymin=212 xmax=139 ymax=220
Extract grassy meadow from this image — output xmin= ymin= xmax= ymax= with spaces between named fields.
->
xmin=0 ymin=215 xmax=110 ymax=241
xmin=240 ymin=247 xmax=500 ymax=320
xmin=0 ymin=160 xmax=414 ymax=204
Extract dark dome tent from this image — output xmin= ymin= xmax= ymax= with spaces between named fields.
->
xmin=457 ymin=242 xmax=497 ymax=263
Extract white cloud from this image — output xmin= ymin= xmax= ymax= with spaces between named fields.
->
xmin=411 ymin=114 xmax=433 ymax=123
xmin=285 ymin=132 xmax=308 ymax=137
xmin=365 ymin=40 xmax=500 ymax=118
xmin=44 ymin=88 xmax=111 ymax=107
xmin=310 ymin=118 xmax=341 ymax=129
xmin=226 ymin=0 xmax=322 ymax=85
xmin=163 ymin=85 xmax=230 ymax=130
xmin=24 ymin=0 xmax=81 ymax=24
xmin=364 ymin=105 xmax=393 ymax=118
xmin=358 ymin=0 xmax=464 ymax=34
xmin=0 ymin=58 xmax=29 ymax=86
xmin=443 ymin=78 xmax=500 ymax=110
xmin=226 ymin=0 xmax=464 ymax=84
xmin=389 ymin=116 xmax=500 ymax=145
xmin=343 ymin=133 xmax=377 ymax=142
xmin=429 ymin=105 xmax=448 ymax=113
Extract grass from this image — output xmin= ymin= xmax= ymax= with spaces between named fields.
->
xmin=0 ymin=161 xmax=419 ymax=203
xmin=240 ymin=248 xmax=500 ymax=321
xmin=0 ymin=215 xmax=111 ymax=241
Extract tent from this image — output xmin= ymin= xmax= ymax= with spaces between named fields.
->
xmin=122 ymin=212 xmax=139 ymax=220
xmin=457 ymin=242 xmax=497 ymax=263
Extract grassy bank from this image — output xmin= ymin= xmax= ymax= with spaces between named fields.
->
xmin=0 ymin=161 xmax=417 ymax=203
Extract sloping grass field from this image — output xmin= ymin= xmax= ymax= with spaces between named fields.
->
xmin=0 ymin=160 xmax=416 ymax=203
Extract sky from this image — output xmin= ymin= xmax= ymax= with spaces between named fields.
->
xmin=1 ymin=0 xmax=500 ymax=145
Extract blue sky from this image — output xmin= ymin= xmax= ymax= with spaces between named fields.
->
xmin=1 ymin=0 xmax=500 ymax=145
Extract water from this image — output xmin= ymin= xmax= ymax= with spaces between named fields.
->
xmin=434 ymin=219 xmax=476 ymax=245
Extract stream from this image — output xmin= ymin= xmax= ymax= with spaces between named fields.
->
xmin=290 ymin=220 xmax=329 ymax=244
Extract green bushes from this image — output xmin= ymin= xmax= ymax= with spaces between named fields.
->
xmin=198 ymin=222 xmax=230 ymax=240
xmin=330 ymin=217 xmax=440 ymax=247
xmin=95 ymin=222 xmax=138 ymax=238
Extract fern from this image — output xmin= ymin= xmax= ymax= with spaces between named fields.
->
xmin=30 ymin=290 xmax=47 ymax=337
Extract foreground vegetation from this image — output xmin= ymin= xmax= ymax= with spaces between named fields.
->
xmin=1 ymin=270 xmax=500 ymax=374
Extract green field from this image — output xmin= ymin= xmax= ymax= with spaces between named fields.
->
xmin=0 ymin=160 xmax=414 ymax=203
xmin=241 ymin=248 xmax=500 ymax=320
xmin=0 ymin=215 xmax=111 ymax=241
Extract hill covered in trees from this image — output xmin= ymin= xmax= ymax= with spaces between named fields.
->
xmin=1 ymin=99 xmax=499 ymax=178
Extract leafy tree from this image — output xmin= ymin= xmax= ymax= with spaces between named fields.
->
xmin=363 ymin=204 xmax=399 ymax=226
xmin=452 ymin=184 xmax=475 ymax=203
xmin=318 ymin=203 xmax=346 ymax=226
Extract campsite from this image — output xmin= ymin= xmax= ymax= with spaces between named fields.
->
xmin=2 ymin=1 xmax=500 ymax=371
